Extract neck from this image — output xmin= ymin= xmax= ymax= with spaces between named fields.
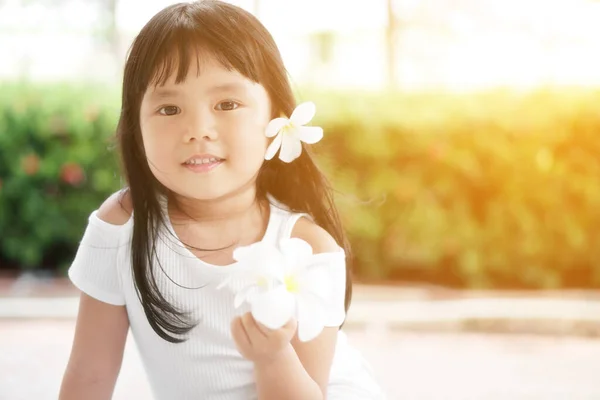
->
xmin=168 ymin=186 xmax=264 ymax=223
xmin=165 ymin=184 xmax=269 ymax=253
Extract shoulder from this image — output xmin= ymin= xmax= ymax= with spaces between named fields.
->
xmin=290 ymin=217 xmax=340 ymax=255
xmin=96 ymin=189 xmax=133 ymax=226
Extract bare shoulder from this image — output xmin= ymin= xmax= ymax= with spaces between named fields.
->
xmin=290 ymin=217 xmax=340 ymax=254
xmin=96 ymin=189 xmax=133 ymax=226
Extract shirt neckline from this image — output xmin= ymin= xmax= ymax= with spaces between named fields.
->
xmin=158 ymin=194 xmax=278 ymax=273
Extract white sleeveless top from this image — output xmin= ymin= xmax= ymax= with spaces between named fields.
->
xmin=68 ymin=195 xmax=385 ymax=400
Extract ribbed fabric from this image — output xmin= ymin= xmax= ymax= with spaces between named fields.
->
xmin=68 ymin=197 xmax=385 ymax=400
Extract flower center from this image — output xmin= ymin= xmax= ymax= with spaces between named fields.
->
xmin=281 ymin=122 xmax=296 ymax=136
xmin=284 ymin=275 xmax=299 ymax=293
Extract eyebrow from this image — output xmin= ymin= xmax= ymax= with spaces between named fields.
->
xmin=207 ymin=82 xmax=248 ymax=95
xmin=148 ymin=88 xmax=181 ymax=99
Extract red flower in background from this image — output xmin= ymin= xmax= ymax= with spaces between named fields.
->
xmin=21 ymin=154 xmax=40 ymax=175
xmin=60 ymin=163 xmax=85 ymax=186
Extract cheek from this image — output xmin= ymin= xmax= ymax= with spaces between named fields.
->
xmin=141 ymin=126 xmax=177 ymax=166
xmin=230 ymin=134 xmax=267 ymax=167
xmin=227 ymin=118 xmax=269 ymax=161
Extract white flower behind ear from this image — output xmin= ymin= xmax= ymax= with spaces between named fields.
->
xmin=264 ymin=101 xmax=324 ymax=163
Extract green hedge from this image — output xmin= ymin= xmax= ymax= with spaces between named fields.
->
xmin=0 ymin=83 xmax=122 ymax=270
xmin=1 ymin=82 xmax=600 ymax=288
xmin=309 ymin=88 xmax=600 ymax=288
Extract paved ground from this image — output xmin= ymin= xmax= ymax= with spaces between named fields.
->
xmin=2 ymin=276 xmax=600 ymax=399
xmin=2 ymin=319 xmax=600 ymax=400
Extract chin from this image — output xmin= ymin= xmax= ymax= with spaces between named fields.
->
xmin=183 ymin=186 xmax=243 ymax=202
xmin=166 ymin=173 xmax=258 ymax=202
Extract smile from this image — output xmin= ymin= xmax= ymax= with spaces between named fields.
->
xmin=182 ymin=158 xmax=224 ymax=173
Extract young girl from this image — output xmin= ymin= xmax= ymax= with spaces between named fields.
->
xmin=59 ymin=1 xmax=384 ymax=399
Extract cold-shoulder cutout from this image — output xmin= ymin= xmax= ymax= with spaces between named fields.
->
xmin=67 ymin=189 xmax=132 ymax=306
xmin=291 ymin=216 xmax=341 ymax=255
xmin=96 ymin=189 xmax=133 ymax=226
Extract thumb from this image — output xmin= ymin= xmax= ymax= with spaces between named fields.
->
xmin=284 ymin=316 xmax=298 ymax=332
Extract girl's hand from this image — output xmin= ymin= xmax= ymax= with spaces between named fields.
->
xmin=231 ymin=312 xmax=297 ymax=364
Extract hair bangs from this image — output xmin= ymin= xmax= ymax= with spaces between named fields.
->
xmin=135 ymin=4 xmax=267 ymax=91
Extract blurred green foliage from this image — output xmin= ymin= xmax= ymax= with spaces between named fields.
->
xmin=0 ymin=82 xmax=122 ymax=271
xmin=306 ymin=88 xmax=600 ymax=288
xmin=1 ymin=82 xmax=600 ymax=288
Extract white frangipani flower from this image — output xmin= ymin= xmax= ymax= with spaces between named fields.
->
xmin=219 ymin=238 xmax=335 ymax=342
xmin=216 ymin=242 xmax=283 ymax=308
xmin=264 ymin=101 xmax=324 ymax=163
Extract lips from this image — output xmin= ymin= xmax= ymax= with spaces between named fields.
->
xmin=182 ymin=154 xmax=224 ymax=173
xmin=183 ymin=155 xmax=224 ymax=165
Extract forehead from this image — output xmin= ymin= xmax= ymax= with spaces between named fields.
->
xmin=150 ymin=50 xmax=237 ymax=85
xmin=146 ymin=50 xmax=261 ymax=94
xmin=141 ymin=52 xmax=272 ymax=111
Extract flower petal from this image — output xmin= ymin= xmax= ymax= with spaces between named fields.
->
xmin=264 ymin=133 xmax=282 ymax=161
xmin=290 ymin=102 xmax=316 ymax=126
xmin=297 ymin=253 xmax=348 ymax=304
xmin=299 ymin=252 xmax=347 ymax=327
xmin=250 ymin=286 xmax=296 ymax=330
xmin=296 ymin=291 xmax=327 ymax=342
xmin=233 ymin=241 xmax=286 ymax=283
xmin=234 ymin=287 xmax=250 ymax=308
xmin=280 ymin=238 xmax=313 ymax=259
xmin=265 ymin=117 xmax=289 ymax=138
xmin=280 ymin=238 xmax=313 ymax=273
xmin=233 ymin=241 xmax=276 ymax=267
xmin=297 ymin=126 xmax=323 ymax=144
xmin=232 ymin=241 xmax=264 ymax=262
xmin=234 ymin=285 xmax=259 ymax=308
xmin=279 ymin=133 xmax=302 ymax=163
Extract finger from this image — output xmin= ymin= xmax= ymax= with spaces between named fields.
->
xmin=253 ymin=317 xmax=276 ymax=337
xmin=231 ymin=317 xmax=251 ymax=349
xmin=284 ymin=317 xmax=297 ymax=331
xmin=279 ymin=317 xmax=297 ymax=337
xmin=242 ymin=312 xmax=268 ymax=340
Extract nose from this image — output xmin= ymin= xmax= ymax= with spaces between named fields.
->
xmin=183 ymin=108 xmax=218 ymax=142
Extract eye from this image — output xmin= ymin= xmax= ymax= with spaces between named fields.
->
xmin=215 ymin=100 xmax=240 ymax=111
xmin=158 ymin=105 xmax=180 ymax=116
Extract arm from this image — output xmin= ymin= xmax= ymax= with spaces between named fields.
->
xmin=59 ymin=191 xmax=132 ymax=399
xmin=253 ymin=328 xmax=338 ymax=400
xmin=253 ymin=217 xmax=342 ymax=400
xmin=59 ymin=294 xmax=129 ymax=400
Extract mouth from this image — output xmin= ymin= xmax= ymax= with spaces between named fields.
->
xmin=182 ymin=156 xmax=224 ymax=166
xmin=182 ymin=156 xmax=225 ymax=173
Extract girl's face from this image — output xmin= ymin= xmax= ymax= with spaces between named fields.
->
xmin=139 ymin=54 xmax=271 ymax=201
